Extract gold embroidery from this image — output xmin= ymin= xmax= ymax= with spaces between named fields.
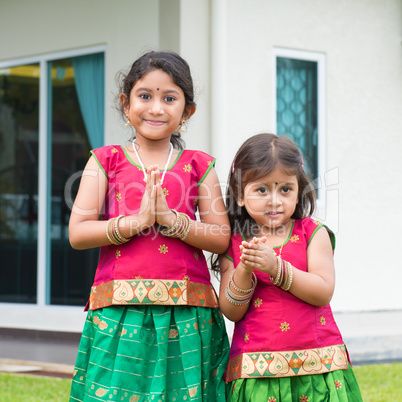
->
xmin=95 ymin=388 xmax=108 ymax=397
xmin=225 ymin=344 xmax=348 ymax=381
xmin=194 ymin=198 xmax=199 ymax=205
xmin=89 ymin=279 xmax=219 ymax=309
xmin=194 ymin=252 xmax=199 ymax=260
xmin=183 ymin=164 xmax=192 ymax=172
xmin=320 ymin=316 xmax=326 ymax=325
xmin=111 ymin=148 xmax=118 ymax=154
xmin=290 ymin=235 xmax=299 ymax=242
xmin=159 ymin=245 xmax=168 ymax=254
xmin=162 ymin=188 xmax=169 ymax=196
xmin=169 ymin=329 xmax=179 ymax=338
xmin=115 ymin=250 xmax=121 ymax=258
xmin=116 ymin=193 xmax=121 ymax=201
xmin=254 ymin=298 xmax=262 ymax=307
xmin=189 ymin=386 xmax=198 ymax=397
xmin=244 ymin=333 xmax=249 ymax=342
xmin=280 ymin=322 xmax=290 ymax=331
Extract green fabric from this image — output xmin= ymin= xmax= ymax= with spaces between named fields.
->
xmin=226 ymin=362 xmax=363 ymax=402
xmin=70 ymin=305 xmax=229 ymax=401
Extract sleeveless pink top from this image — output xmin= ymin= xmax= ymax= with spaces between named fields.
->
xmin=88 ymin=145 xmax=219 ymax=310
xmin=225 ymin=218 xmax=349 ymax=381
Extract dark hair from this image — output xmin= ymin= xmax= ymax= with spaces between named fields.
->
xmin=117 ymin=51 xmax=196 ymax=149
xmin=210 ymin=133 xmax=316 ymax=274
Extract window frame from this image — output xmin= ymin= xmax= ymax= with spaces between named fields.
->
xmin=0 ymin=45 xmax=106 ymax=330
xmin=272 ymin=47 xmax=326 ymax=207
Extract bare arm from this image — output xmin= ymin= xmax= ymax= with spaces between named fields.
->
xmin=168 ymin=167 xmax=230 ymax=254
xmin=69 ymin=156 xmax=156 ymax=250
xmin=287 ymin=227 xmax=335 ymax=306
xmin=218 ymin=255 xmax=254 ymax=322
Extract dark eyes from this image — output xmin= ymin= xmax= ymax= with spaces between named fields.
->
xmin=256 ymin=186 xmax=292 ymax=194
xmin=139 ymin=94 xmax=175 ymax=102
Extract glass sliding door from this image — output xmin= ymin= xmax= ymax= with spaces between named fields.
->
xmin=49 ymin=54 xmax=104 ymax=306
xmin=0 ymin=48 xmax=104 ymax=308
xmin=0 ymin=64 xmax=40 ymax=303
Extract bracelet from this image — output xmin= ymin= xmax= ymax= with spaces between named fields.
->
xmin=271 ymin=257 xmax=283 ymax=285
xmin=105 ymin=216 xmax=130 ymax=246
xmin=106 ymin=218 xmax=119 ymax=245
xmin=159 ymin=210 xmax=180 ymax=236
xmin=226 ymin=283 xmax=254 ymax=300
xmin=229 ymin=270 xmax=257 ymax=294
xmin=225 ymin=287 xmax=252 ymax=306
xmin=281 ymin=261 xmax=294 ymax=291
xmin=114 ymin=215 xmax=130 ymax=243
xmin=159 ymin=210 xmax=193 ymax=240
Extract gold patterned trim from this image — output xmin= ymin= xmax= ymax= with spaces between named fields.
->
xmin=225 ymin=344 xmax=348 ymax=382
xmin=89 ymin=279 xmax=219 ymax=310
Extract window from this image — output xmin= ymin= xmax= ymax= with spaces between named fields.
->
xmin=273 ymin=48 xmax=326 ymax=200
xmin=0 ymin=47 xmax=105 ymax=306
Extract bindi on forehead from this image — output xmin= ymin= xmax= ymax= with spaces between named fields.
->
xmin=157 ymin=88 xmax=159 ymax=91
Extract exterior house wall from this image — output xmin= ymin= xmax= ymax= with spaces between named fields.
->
xmin=213 ymin=0 xmax=402 ymax=312
xmin=0 ymin=0 xmax=401 ymax=335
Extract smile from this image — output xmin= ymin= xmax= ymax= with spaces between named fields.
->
xmin=145 ymin=119 xmax=166 ymax=126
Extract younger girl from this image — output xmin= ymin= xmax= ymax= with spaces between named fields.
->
xmin=69 ymin=51 xmax=230 ymax=401
xmin=217 ymin=133 xmax=362 ymax=401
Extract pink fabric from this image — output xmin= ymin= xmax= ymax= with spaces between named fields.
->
xmin=90 ymin=145 xmax=216 ymax=287
xmin=227 ymin=218 xmax=343 ymax=359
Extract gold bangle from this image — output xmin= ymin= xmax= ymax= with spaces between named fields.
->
xmin=114 ymin=215 xmax=130 ymax=243
xmin=271 ymin=257 xmax=282 ymax=285
xmin=229 ymin=270 xmax=257 ymax=294
xmin=106 ymin=218 xmax=120 ymax=245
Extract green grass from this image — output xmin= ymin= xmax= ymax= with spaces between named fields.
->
xmin=354 ymin=362 xmax=402 ymax=402
xmin=0 ymin=362 xmax=401 ymax=401
xmin=0 ymin=372 xmax=72 ymax=401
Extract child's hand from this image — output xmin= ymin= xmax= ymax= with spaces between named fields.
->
xmin=240 ymin=237 xmax=277 ymax=276
xmin=154 ymin=170 xmax=176 ymax=228
xmin=137 ymin=166 xmax=157 ymax=229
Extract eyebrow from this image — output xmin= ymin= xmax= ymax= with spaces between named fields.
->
xmin=134 ymin=87 xmax=181 ymax=95
xmin=252 ymin=181 xmax=297 ymax=187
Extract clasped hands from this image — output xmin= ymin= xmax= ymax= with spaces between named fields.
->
xmin=138 ymin=165 xmax=175 ymax=230
xmin=239 ymin=236 xmax=277 ymax=277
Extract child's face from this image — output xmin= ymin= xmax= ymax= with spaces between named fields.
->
xmin=121 ymin=69 xmax=193 ymax=141
xmin=238 ymin=167 xmax=299 ymax=231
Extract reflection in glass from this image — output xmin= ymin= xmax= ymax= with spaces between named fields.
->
xmin=0 ymin=64 xmax=39 ymax=303
xmin=49 ymin=58 xmax=100 ymax=306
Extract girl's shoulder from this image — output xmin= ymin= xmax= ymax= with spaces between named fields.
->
xmin=180 ymin=149 xmax=215 ymax=165
xmin=295 ymin=217 xmax=336 ymax=251
xmin=90 ymin=145 xmax=124 ymax=159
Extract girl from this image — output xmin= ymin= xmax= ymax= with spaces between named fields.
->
xmin=69 ymin=51 xmax=230 ymax=401
xmin=216 ymin=133 xmax=362 ymax=401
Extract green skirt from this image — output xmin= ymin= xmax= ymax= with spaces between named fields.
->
xmin=226 ymin=363 xmax=363 ymax=402
xmin=70 ymin=305 xmax=229 ymax=402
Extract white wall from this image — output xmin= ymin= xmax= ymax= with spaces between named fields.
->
xmin=1 ymin=0 xmax=401 ymax=333
xmin=215 ymin=0 xmax=402 ymax=312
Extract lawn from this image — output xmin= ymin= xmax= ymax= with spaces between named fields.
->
xmin=0 ymin=362 xmax=401 ymax=401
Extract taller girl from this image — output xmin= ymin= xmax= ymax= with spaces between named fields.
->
xmin=218 ymin=133 xmax=362 ymax=401
xmin=69 ymin=51 xmax=230 ymax=401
